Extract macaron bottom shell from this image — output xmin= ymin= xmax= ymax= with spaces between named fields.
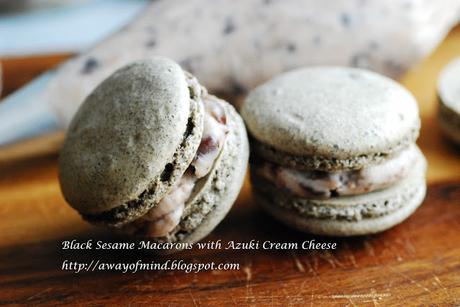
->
xmin=438 ymin=103 xmax=460 ymax=146
xmin=252 ymin=147 xmax=427 ymax=236
xmin=437 ymin=58 xmax=460 ymax=146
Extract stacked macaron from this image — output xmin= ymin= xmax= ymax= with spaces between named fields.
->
xmin=59 ymin=57 xmax=249 ymax=246
xmin=242 ymin=67 xmax=427 ymax=236
xmin=438 ymin=58 xmax=460 ymax=145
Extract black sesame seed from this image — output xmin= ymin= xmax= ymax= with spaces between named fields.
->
xmin=286 ymin=43 xmax=297 ymax=53
xmin=384 ymin=60 xmax=404 ymax=76
xmin=229 ymin=78 xmax=246 ymax=95
xmin=81 ymin=57 xmax=99 ymax=74
xmin=350 ymin=53 xmax=371 ymax=68
xmin=223 ymin=17 xmax=236 ymax=35
xmin=145 ymin=39 xmax=157 ymax=48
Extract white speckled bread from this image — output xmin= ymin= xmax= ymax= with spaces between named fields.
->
xmin=59 ymin=57 xmax=249 ymax=249
xmin=242 ymin=66 xmax=427 ymax=236
xmin=43 ymin=0 xmax=460 ymax=127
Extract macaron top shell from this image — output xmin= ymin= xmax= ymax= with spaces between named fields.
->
xmin=438 ymin=57 xmax=460 ymax=114
xmin=242 ymin=67 xmax=420 ymax=161
xmin=59 ymin=58 xmax=196 ymax=215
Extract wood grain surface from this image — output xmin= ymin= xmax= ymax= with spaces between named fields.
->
xmin=1 ymin=26 xmax=460 ymax=306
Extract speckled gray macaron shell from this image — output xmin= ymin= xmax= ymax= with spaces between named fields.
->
xmin=242 ymin=67 xmax=420 ymax=170
xmin=253 ymin=147 xmax=427 ymax=236
xmin=154 ymin=98 xmax=249 ymax=249
xmin=438 ymin=104 xmax=460 ymax=144
xmin=438 ymin=58 xmax=460 ymax=144
xmin=257 ymin=186 xmax=425 ymax=236
xmin=438 ymin=58 xmax=460 ymax=114
xmin=59 ymin=58 xmax=200 ymax=215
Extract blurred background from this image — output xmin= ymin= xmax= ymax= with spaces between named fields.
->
xmin=0 ymin=0 xmax=459 ymax=163
xmin=0 ymin=0 xmax=147 ymax=97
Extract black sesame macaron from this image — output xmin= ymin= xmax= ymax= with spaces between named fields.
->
xmin=241 ymin=66 xmax=427 ymax=236
xmin=59 ymin=57 xmax=249 ymax=247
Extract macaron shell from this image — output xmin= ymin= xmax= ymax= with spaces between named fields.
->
xmin=59 ymin=58 xmax=198 ymax=215
xmin=438 ymin=57 xmax=460 ymax=114
xmin=250 ymin=136 xmax=416 ymax=172
xmin=253 ymin=146 xmax=427 ymax=236
xmin=257 ymin=184 xmax=425 ymax=236
xmin=163 ymin=97 xmax=249 ymax=248
xmin=438 ymin=103 xmax=460 ymax=145
xmin=242 ymin=67 xmax=420 ymax=161
xmin=84 ymin=93 xmax=204 ymax=227
xmin=438 ymin=58 xmax=460 ymax=145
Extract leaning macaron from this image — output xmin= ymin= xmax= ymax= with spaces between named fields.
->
xmin=241 ymin=66 xmax=426 ymax=236
xmin=438 ymin=58 xmax=460 ymax=145
xmin=59 ymin=57 xmax=249 ymax=249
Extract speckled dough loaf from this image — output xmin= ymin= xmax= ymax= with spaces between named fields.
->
xmin=45 ymin=0 xmax=460 ymax=127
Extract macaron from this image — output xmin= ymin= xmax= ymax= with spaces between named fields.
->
xmin=59 ymin=57 xmax=249 ymax=247
xmin=438 ymin=58 xmax=460 ymax=145
xmin=241 ymin=67 xmax=426 ymax=236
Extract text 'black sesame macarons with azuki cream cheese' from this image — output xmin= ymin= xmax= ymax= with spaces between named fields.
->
xmin=59 ymin=57 xmax=249 ymax=250
xmin=241 ymin=66 xmax=427 ymax=236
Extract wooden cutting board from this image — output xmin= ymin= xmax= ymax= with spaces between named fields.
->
xmin=1 ymin=26 xmax=460 ymax=306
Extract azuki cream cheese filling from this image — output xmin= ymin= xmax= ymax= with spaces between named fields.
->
xmin=122 ymin=95 xmax=228 ymax=237
xmin=253 ymin=145 xmax=418 ymax=199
